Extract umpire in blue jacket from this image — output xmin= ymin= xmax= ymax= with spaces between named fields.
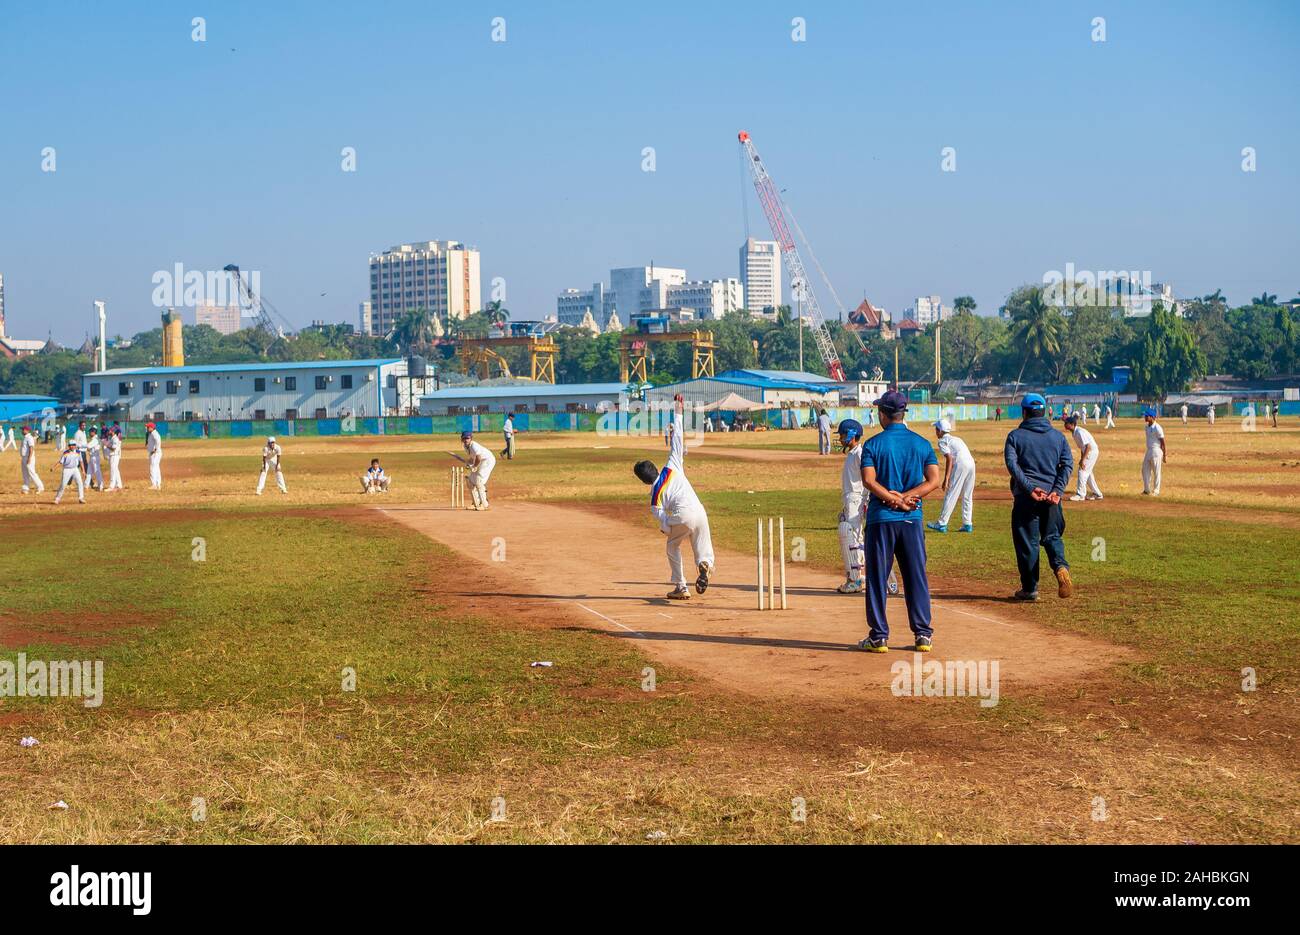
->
xmin=857 ymin=390 xmax=942 ymax=653
xmin=1004 ymin=393 xmax=1075 ymax=600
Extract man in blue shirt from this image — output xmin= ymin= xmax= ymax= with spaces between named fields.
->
xmin=858 ymin=390 xmax=941 ymax=653
xmin=1004 ymin=393 xmax=1075 ymax=600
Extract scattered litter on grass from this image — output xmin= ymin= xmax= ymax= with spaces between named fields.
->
xmin=646 ymin=830 xmax=667 ymax=840
xmin=19 ymin=737 xmax=39 ymax=748
xmin=48 ymin=801 xmax=68 ymax=810
xmin=530 ymin=661 xmax=554 ymax=668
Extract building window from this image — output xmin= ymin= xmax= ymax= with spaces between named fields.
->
xmin=166 ymin=380 xmax=180 ymax=394
xmin=89 ymin=383 xmax=101 ymax=397
xmin=285 ymin=377 xmax=297 ymax=391
xmin=315 ymin=375 xmax=328 ymax=390
xmin=314 ymin=407 xmax=327 ymax=419
xmin=534 ymin=403 xmax=549 ymax=413
xmin=254 ymin=409 xmax=266 ymax=420
xmin=143 ymin=381 xmax=158 ymax=394
xmin=286 ymin=408 xmax=298 ymax=419
xmin=189 ymin=379 xmax=200 ymax=393
xmin=341 ymin=374 xmax=353 ymax=389
xmin=254 ymin=378 xmax=266 ymax=391
xmin=118 ymin=382 xmax=130 ymax=396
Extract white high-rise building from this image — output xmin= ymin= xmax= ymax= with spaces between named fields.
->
xmin=665 ymin=278 xmax=744 ymax=320
xmin=557 ymin=283 xmax=612 ymax=328
xmin=367 ymin=240 xmax=481 ymax=337
xmin=359 ymin=301 xmax=373 ymax=335
xmin=740 ymin=239 xmax=781 ymax=312
xmin=557 ymin=266 xmax=688 ymax=329
xmin=909 ymin=295 xmax=952 ymax=326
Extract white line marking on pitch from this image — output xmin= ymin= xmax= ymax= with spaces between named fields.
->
xmin=573 ymin=601 xmax=644 ymax=637
xmin=934 ymin=602 xmax=1015 ymax=628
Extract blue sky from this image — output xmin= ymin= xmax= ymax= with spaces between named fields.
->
xmin=1 ymin=0 xmax=1297 ymax=343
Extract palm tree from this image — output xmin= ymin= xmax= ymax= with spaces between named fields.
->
xmin=1203 ymin=288 xmax=1226 ymax=306
xmin=484 ymin=300 xmax=510 ymax=329
xmin=953 ymin=295 xmax=977 ymax=315
xmin=1010 ymin=287 xmax=1064 ymax=389
xmin=1251 ymin=292 xmax=1278 ymax=307
xmin=390 ymin=307 xmax=437 ymax=353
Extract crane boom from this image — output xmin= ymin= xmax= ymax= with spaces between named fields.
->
xmin=738 ymin=131 xmax=845 ymax=381
xmin=223 ymin=264 xmax=288 ymax=337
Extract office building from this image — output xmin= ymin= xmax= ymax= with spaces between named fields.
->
xmin=368 ymin=240 xmax=481 ymax=337
xmin=740 ymin=239 xmax=782 ymax=312
xmin=665 ymin=278 xmax=744 ymax=319
xmin=195 ymin=302 xmax=243 ymax=335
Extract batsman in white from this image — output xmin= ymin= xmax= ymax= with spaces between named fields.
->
xmin=145 ymin=421 xmax=163 ymax=489
xmin=256 ymin=436 xmax=287 ymax=495
xmin=360 ymin=458 xmax=391 ymax=493
xmin=634 ymin=396 xmax=715 ymax=600
xmin=53 ymin=444 xmax=85 ymax=505
xmin=926 ymin=418 xmax=975 ymax=533
xmin=20 ymin=425 xmax=44 ymax=494
xmin=1063 ymin=412 xmax=1103 ymax=500
xmin=459 ymin=431 xmax=495 ymax=510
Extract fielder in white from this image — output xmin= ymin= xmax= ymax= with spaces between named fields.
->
xmin=256 ymin=436 xmax=287 ymax=495
xmin=1207 ymin=404 xmax=1216 ymax=427
xmin=360 ymin=459 xmax=391 ymax=493
xmin=86 ymin=429 xmax=104 ymax=490
xmin=1104 ymin=405 xmax=1115 ymax=429
xmin=459 ymin=431 xmax=495 ymax=510
xmin=0 ymin=425 xmax=11 ymax=452
xmin=926 ymin=419 xmax=975 ymax=533
xmin=1180 ymin=402 xmax=1188 ymax=425
xmin=816 ymin=409 xmax=832 ymax=455
xmin=634 ymin=397 xmax=715 ymax=600
xmin=145 ymin=422 xmax=163 ymax=489
xmin=1141 ymin=407 xmax=1166 ymax=495
xmin=20 ymin=425 xmax=44 ymax=494
xmin=53 ymin=444 xmax=85 ymax=505
xmin=1063 ymin=413 xmax=1103 ymax=500
xmin=103 ymin=429 xmax=123 ymax=490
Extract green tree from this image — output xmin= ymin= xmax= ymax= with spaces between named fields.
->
xmin=1251 ymin=292 xmax=1278 ymax=307
xmin=953 ymin=295 xmax=977 ymax=315
xmin=1129 ymin=303 xmax=1206 ymax=397
xmin=1008 ymin=286 xmax=1064 ymax=387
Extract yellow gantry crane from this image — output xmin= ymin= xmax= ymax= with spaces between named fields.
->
xmin=619 ymin=329 xmax=716 ymax=384
xmin=456 ymin=335 xmax=557 ymax=383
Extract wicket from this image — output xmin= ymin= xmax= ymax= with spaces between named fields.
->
xmin=756 ymin=515 xmax=787 ymax=610
xmin=450 ymin=466 xmax=467 ymax=508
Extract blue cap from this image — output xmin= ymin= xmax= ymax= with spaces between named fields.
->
xmin=876 ymin=390 xmax=909 ymax=412
xmin=1021 ymin=393 xmax=1046 ymax=411
xmin=836 ymin=418 xmax=863 ymax=442
xmin=1142 ymin=406 xmax=1157 ymax=417
xmin=460 ymin=431 xmax=473 ymax=440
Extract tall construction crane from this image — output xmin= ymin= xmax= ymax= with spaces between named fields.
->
xmin=738 ymin=131 xmax=846 ymax=381
xmin=223 ymin=264 xmax=292 ymax=337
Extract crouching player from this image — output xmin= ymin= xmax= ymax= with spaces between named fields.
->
xmin=634 ymin=396 xmax=715 ymax=600
xmin=835 ymin=419 xmax=899 ymax=595
xmin=460 ymin=431 xmax=496 ymax=510
xmin=360 ymin=459 xmax=391 ymax=493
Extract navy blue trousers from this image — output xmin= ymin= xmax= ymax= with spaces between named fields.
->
xmin=1010 ymin=495 xmax=1069 ymax=593
xmin=864 ymin=519 xmax=932 ymax=643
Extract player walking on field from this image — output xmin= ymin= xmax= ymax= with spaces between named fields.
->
xmin=926 ymin=418 xmax=975 ymax=533
xmin=103 ymin=427 xmax=123 ymax=491
xmin=501 ymin=413 xmax=516 ymax=460
xmin=256 ymin=436 xmax=287 ymax=495
xmin=53 ymin=444 xmax=85 ymax=505
xmin=145 ymin=422 xmax=163 ymax=489
xmin=459 ymin=431 xmax=496 ymax=510
xmin=1004 ymin=393 xmax=1074 ymax=601
xmin=634 ymin=396 xmax=715 ymax=600
xmin=1063 ymin=413 xmax=1102 ymax=500
xmin=816 ymin=409 xmax=832 ymax=455
xmin=1141 ymin=408 xmax=1166 ymax=495
xmin=857 ymin=390 xmax=941 ymax=653
xmin=20 ymin=425 xmax=44 ymax=494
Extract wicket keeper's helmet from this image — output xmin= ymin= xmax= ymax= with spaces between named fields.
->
xmin=836 ymin=419 xmax=863 ymax=444
xmin=460 ymin=431 xmax=473 ymax=441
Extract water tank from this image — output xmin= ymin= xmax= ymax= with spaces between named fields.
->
xmin=408 ymin=355 xmax=428 ymax=378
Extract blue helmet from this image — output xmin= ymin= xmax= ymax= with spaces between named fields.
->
xmin=460 ymin=431 xmax=473 ymax=441
xmin=836 ymin=418 xmax=863 ymax=443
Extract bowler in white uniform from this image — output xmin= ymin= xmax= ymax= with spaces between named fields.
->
xmin=634 ymin=397 xmax=715 ymax=600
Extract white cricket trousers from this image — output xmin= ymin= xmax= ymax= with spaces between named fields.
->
xmin=470 ymin=462 xmax=494 ymax=508
xmin=937 ymin=459 xmax=976 ymax=527
xmin=360 ymin=475 xmax=391 ymax=493
xmin=1142 ymin=450 xmax=1162 ymax=494
xmin=149 ymin=451 xmax=162 ymax=488
xmin=1075 ymin=450 xmax=1102 ymax=498
xmin=55 ymin=467 xmax=84 ymax=503
xmin=108 ymin=453 xmax=123 ymax=490
xmin=88 ymin=451 xmax=103 ymax=488
xmin=666 ymin=509 xmax=715 ymax=588
xmin=22 ymin=459 xmax=45 ymax=493
xmin=838 ymin=498 xmax=865 ymax=581
xmin=257 ymin=465 xmax=286 ymax=494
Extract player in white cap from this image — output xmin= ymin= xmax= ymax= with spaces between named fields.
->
xmin=256 ymin=436 xmax=286 ymax=495
xmin=926 ymin=418 xmax=975 ymax=533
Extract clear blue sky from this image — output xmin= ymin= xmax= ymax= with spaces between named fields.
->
xmin=1 ymin=0 xmax=1297 ymax=343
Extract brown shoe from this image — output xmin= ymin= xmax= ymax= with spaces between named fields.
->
xmin=1055 ymin=567 xmax=1074 ymax=598
xmin=667 ymin=587 xmax=691 ymax=601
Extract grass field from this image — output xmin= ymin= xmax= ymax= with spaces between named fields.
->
xmin=1 ymin=417 xmax=1296 ymax=842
